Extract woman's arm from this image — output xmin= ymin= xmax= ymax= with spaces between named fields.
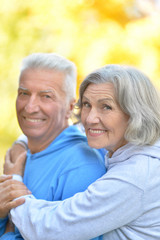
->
xmin=10 ymin=173 xmax=143 ymax=240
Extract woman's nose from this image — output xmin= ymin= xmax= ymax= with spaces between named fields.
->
xmin=86 ymin=108 xmax=100 ymax=124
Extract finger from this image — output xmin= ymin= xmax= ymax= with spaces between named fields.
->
xmin=0 ymin=174 xmax=12 ymax=183
xmin=7 ymin=197 xmax=26 ymax=211
xmin=5 ymin=149 xmax=12 ymax=164
xmin=17 ymin=151 xmax=27 ymax=164
xmin=3 ymin=149 xmax=13 ymax=174
xmin=3 ymin=162 xmax=14 ymax=175
xmin=10 ymin=144 xmax=27 ymax=164
xmin=4 ymin=188 xmax=31 ymax=203
xmin=1 ymin=179 xmax=29 ymax=195
xmin=5 ymin=179 xmax=30 ymax=191
xmin=10 ymin=189 xmax=31 ymax=199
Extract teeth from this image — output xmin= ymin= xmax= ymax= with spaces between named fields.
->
xmin=89 ymin=129 xmax=105 ymax=134
xmin=25 ymin=118 xmax=43 ymax=123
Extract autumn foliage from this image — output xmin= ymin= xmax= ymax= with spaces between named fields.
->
xmin=0 ymin=0 xmax=160 ymax=173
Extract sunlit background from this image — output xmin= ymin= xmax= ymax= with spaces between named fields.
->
xmin=0 ymin=0 xmax=160 ymax=174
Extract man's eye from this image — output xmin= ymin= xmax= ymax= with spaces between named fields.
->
xmin=44 ymin=95 xmax=51 ymax=98
xmin=19 ymin=92 xmax=28 ymax=96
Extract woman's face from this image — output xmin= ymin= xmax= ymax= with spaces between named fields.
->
xmin=81 ymin=82 xmax=129 ymax=157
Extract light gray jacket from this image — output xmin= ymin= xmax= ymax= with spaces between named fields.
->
xmin=11 ymin=141 xmax=160 ymax=240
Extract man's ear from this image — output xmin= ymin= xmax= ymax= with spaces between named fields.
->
xmin=66 ymin=98 xmax=76 ymax=119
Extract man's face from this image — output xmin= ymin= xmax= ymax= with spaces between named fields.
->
xmin=16 ymin=68 xmax=74 ymax=152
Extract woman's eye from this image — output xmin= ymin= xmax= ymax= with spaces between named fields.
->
xmin=103 ymin=105 xmax=112 ymax=110
xmin=82 ymin=102 xmax=90 ymax=108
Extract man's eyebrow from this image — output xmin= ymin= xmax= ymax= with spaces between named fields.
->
xmin=18 ymin=87 xmax=28 ymax=91
xmin=18 ymin=88 xmax=55 ymax=94
xmin=40 ymin=90 xmax=55 ymax=94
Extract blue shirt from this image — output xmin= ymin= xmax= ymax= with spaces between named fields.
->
xmin=0 ymin=125 xmax=106 ymax=240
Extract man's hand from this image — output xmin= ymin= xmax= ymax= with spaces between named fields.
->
xmin=0 ymin=175 xmax=31 ymax=218
xmin=4 ymin=144 xmax=27 ymax=176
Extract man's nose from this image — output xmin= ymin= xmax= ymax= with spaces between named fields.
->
xmin=86 ymin=108 xmax=100 ymax=124
xmin=24 ymin=96 xmax=40 ymax=113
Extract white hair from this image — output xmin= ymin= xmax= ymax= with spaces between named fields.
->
xmin=19 ymin=53 xmax=77 ymax=101
xmin=79 ymin=64 xmax=160 ymax=146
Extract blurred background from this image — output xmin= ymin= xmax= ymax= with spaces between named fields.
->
xmin=0 ymin=0 xmax=160 ymax=174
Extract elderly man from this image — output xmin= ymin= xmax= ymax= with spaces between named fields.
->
xmin=0 ymin=53 xmax=106 ymax=240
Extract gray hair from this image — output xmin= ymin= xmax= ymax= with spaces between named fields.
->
xmin=19 ymin=53 xmax=77 ymax=101
xmin=79 ymin=64 xmax=160 ymax=146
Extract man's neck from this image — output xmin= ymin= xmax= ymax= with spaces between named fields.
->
xmin=28 ymin=141 xmax=52 ymax=154
xmin=27 ymin=125 xmax=69 ymax=154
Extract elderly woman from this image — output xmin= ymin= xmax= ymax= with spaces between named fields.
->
xmin=1 ymin=64 xmax=160 ymax=240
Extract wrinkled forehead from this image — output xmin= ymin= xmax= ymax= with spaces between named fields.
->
xmin=83 ymin=82 xmax=115 ymax=97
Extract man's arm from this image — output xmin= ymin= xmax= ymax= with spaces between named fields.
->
xmin=1 ymin=140 xmax=29 ymax=220
xmin=0 ymin=175 xmax=27 ymax=219
xmin=0 ymin=140 xmax=29 ymax=239
xmin=0 ymin=175 xmax=30 ymax=238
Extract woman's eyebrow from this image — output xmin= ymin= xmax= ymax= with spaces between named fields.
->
xmin=98 ymin=98 xmax=114 ymax=103
xmin=82 ymin=96 xmax=114 ymax=103
xmin=82 ymin=96 xmax=89 ymax=101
